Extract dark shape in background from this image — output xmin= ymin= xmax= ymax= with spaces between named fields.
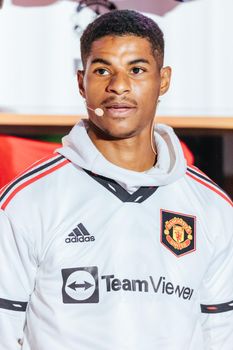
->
xmin=115 ymin=0 xmax=179 ymax=16
xmin=10 ymin=0 xmax=181 ymax=16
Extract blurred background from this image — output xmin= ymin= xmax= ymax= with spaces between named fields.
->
xmin=0 ymin=0 xmax=232 ymax=195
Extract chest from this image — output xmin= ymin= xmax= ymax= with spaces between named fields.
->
xmin=35 ymin=181 xmax=212 ymax=303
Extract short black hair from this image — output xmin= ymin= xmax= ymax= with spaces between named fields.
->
xmin=80 ymin=9 xmax=164 ymax=68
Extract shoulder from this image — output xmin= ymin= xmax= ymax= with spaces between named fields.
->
xmin=185 ymin=165 xmax=232 ymax=208
xmin=0 ymin=153 xmax=70 ymax=210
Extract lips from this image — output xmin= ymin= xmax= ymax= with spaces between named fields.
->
xmin=105 ymin=103 xmax=136 ymax=117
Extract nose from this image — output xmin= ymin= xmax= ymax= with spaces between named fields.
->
xmin=106 ymin=72 xmax=131 ymax=95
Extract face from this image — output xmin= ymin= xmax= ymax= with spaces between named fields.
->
xmin=78 ymin=35 xmax=171 ymax=139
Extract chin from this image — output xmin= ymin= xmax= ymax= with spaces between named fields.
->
xmin=103 ymin=126 xmax=138 ymax=140
xmin=89 ymin=118 xmax=141 ymax=140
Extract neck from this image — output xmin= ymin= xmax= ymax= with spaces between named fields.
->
xmin=87 ymin=124 xmax=156 ymax=172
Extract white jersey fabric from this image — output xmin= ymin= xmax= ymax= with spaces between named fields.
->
xmin=0 ymin=121 xmax=232 ymax=350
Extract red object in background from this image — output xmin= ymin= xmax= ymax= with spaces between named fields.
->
xmin=0 ymin=135 xmax=61 ymax=189
xmin=180 ymin=139 xmax=194 ymax=166
xmin=0 ymin=135 xmax=194 ymax=189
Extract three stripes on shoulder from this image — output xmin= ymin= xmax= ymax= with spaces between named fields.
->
xmin=186 ymin=166 xmax=232 ymax=206
xmin=0 ymin=154 xmax=69 ymax=210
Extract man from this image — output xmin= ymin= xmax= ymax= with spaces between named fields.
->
xmin=0 ymin=9 xmax=232 ymax=350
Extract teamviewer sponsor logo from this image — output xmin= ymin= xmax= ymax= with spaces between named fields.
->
xmin=62 ymin=266 xmax=99 ymax=303
xmin=101 ymin=275 xmax=194 ymax=300
xmin=65 ymin=223 xmax=95 ymax=243
xmin=61 ymin=266 xmax=194 ymax=304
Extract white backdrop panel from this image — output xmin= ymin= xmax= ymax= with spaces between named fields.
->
xmin=0 ymin=0 xmax=232 ymax=116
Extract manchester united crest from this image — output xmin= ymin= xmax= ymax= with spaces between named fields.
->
xmin=161 ymin=210 xmax=196 ymax=257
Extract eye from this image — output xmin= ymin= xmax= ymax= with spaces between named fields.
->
xmin=131 ymin=67 xmax=145 ymax=75
xmin=94 ymin=68 xmax=110 ymax=76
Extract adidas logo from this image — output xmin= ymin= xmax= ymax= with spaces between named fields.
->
xmin=65 ymin=223 xmax=95 ymax=243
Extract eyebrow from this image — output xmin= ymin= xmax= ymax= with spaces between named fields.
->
xmin=90 ymin=58 xmax=150 ymax=66
xmin=91 ymin=58 xmax=111 ymax=66
xmin=128 ymin=59 xmax=150 ymax=65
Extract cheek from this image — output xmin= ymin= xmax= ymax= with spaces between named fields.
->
xmin=85 ymin=81 xmax=105 ymax=102
xmin=134 ymin=79 xmax=161 ymax=99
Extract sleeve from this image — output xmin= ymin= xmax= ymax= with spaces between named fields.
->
xmin=200 ymin=203 xmax=233 ymax=349
xmin=0 ymin=209 xmax=37 ymax=349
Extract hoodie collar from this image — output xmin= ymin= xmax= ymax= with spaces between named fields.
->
xmin=57 ymin=120 xmax=186 ymax=192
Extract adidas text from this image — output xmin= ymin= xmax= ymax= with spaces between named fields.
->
xmin=65 ymin=236 xmax=95 ymax=243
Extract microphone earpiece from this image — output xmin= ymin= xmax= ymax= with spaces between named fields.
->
xmin=86 ymin=105 xmax=104 ymax=117
xmin=94 ymin=108 xmax=104 ymax=117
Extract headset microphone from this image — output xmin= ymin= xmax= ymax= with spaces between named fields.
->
xmin=86 ymin=106 xmax=104 ymax=117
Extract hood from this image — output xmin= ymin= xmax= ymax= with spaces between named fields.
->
xmin=57 ymin=120 xmax=187 ymax=192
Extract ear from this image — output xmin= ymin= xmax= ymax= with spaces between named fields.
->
xmin=77 ymin=70 xmax=86 ymax=99
xmin=159 ymin=66 xmax=172 ymax=96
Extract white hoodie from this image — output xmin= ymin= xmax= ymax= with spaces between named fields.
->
xmin=59 ymin=120 xmax=187 ymax=192
xmin=0 ymin=121 xmax=232 ymax=350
